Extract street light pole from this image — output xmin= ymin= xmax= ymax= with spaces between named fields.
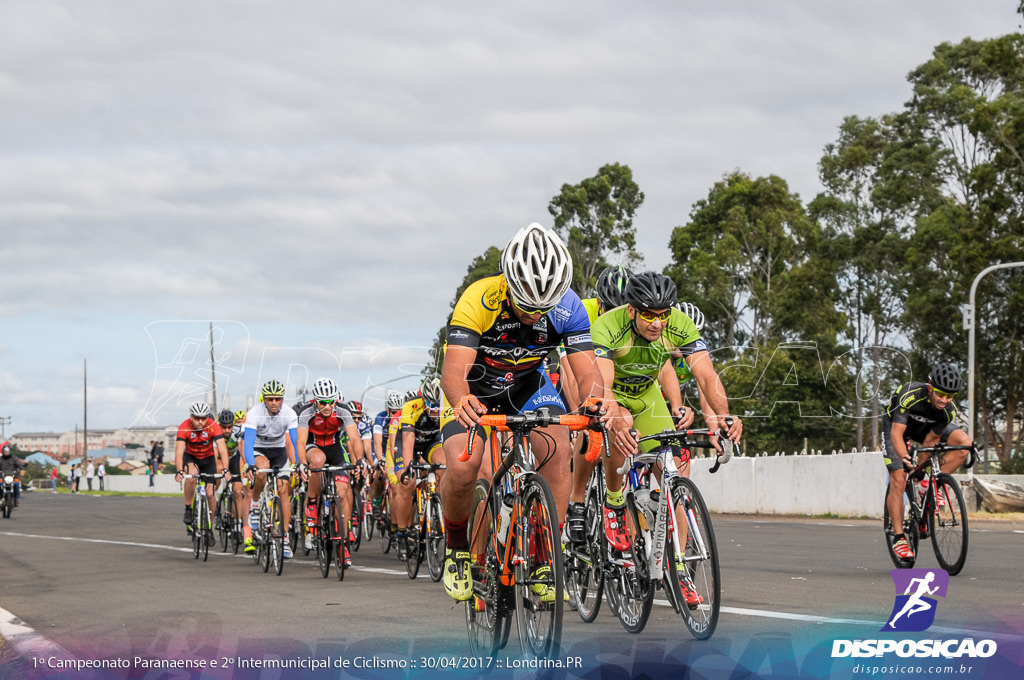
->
xmin=963 ymin=261 xmax=1024 ymax=479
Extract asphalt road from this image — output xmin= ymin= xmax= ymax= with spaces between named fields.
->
xmin=1 ymin=491 xmax=1023 ymax=678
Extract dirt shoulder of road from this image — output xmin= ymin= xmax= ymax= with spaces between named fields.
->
xmin=717 ymin=511 xmax=1024 ymax=530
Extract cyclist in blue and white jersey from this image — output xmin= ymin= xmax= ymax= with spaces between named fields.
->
xmin=242 ymin=379 xmax=299 ymax=558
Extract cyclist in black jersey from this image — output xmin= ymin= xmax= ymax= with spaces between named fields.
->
xmin=883 ymin=362 xmax=973 ymax=561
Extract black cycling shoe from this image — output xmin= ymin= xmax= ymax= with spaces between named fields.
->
xmin=566 ymin=502 xmax=587 ymax=545
xmin=183 ymin=507 xmax=194 ymax=525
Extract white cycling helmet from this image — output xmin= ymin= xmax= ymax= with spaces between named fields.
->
xmin=386 ymin=391 xmax=405 ymax=411
xmin=500 ymin=223 xmax=573 ymax=309
xmin=189 ymin=402 xmax=211 ymax=418
xmin=676 ymin=301 xmax=706 ymax=332
xmin=420 ymin=376 xmax=442 ymax=408
xmin=312 ymin=377 xmax=339 ymax=402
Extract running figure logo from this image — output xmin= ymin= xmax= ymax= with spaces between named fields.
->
xmin=881 ymin=568 xmax=949 ymax=632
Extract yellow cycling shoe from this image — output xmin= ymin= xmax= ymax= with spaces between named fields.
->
xmin=443 ymin=549 xmax=473 ymax=602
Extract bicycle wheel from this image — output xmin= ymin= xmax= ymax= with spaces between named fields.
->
xmin=514 ymin=473 xmax=563 ymax=659
xmin=259 ymin=503 xmax=272 ymax=572
xmin=666 ymin=477 xmax=720 ymax=640
xmin=350 ymin=488 xmax=363 ymax=552
xmin=426 ymin=492 xmax=446 ymax=582
xmin=333 ymin=500 xmax=348 ymax=581
xmin=363 ymin=494 xmax=375 ymax=540
xmin=379 ymin=494 xmax=393 ymax=554
xmin=317 ymin=496 xmax=332 ymax=578
xmin=609 ymin=494 xmax=654 ymax=634
xmin=270 ymin=496 xmax=285 ymax=576
xmin=218 ymin=494 xmax=232 ymax=552
xmin=289 ymin=492 xmax=303 ymax=555
xmin=466 ymin=479 xmax=510 ymax=655
xmin=566 ymin=487 xmax=605 ymax=623
xmin=191 ymin=505 xmax=201 ymax=560
xmin=930 ymin=473 xmax=969 ymax=575
xmin=198 ymin=496 xmax=211 ymax=562
xmin=883 ymin=482 xmax=919 ymax=568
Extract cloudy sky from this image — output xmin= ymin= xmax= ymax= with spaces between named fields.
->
xmin=0 ymin=0 xmax=1017 ymax=434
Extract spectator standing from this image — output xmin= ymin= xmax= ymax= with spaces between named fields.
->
xmin=97 ymin=460 xmax=106 ymax=491
xmin=50 ymin=466 xmax=58 ymax=493
xmin=85 ymin=460 xmax=95 ymax=491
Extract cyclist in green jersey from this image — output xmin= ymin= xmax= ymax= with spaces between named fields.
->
xmin=562 ymin=265 xmax=631 ymax=542
xmin=591 ymin=272 xmax=742 ymax=558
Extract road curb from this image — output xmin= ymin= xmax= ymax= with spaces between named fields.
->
xmin=0 ymin=604 xmax=73 ymax=663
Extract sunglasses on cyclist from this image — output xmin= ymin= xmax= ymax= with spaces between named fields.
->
xmin=512 ymin=297 xmax=556 ymax=316
xmin=932 ymin=387 xmax=957 ymax=400
xmin=316 ymin=399 xmax=336 ymax=406
xmin=635 ymin=309 xmax=672 ymax=323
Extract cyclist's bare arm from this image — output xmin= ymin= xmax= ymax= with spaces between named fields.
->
xmin=216 ymin=439 xmax=230 ymax=476
xmin=296 ymin=427 xmax=311 ymax=472
xmin=564 ymin=348 xmax=603 ymax=409
xmin=440 ymin=344 xmax=487 ymax=427
xmin=596 ymin=356 xmax=636 ymax=454
xmin=345 ymin=424 xmax=365 ymax=463
xmin=559 ymin=351 xmax=582 ymax=411
xmin=658 ymin=360 xmax=693 ymax=428
xmin=687 ymin=350 xmax=742 ymax=441
xmin=174 ymin=440 xmax=186 ymax=476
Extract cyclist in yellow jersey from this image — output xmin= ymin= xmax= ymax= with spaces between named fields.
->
xmin=388 ymin=376 xmax=445 ymax=560
xmin=438 ymin=223 xmax=604 ymax=602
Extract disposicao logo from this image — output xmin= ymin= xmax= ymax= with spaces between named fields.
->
xmin=882 ymin=568 xmax=948 ymax=632
xmin=831 ymin=569 xmax=998 ymax=660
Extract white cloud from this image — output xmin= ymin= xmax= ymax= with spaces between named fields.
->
xmin=0 ymin=0 xmax=1014 ymax=429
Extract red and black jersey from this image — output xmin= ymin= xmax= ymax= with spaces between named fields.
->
xmin=297 ymin=402 xmax=356 ymax=448
xmin=176 ymin=418 xmax=224 ymax=459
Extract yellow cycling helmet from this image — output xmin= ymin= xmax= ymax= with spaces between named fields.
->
xmin=260 ymin=379 xmax=286 ymax=400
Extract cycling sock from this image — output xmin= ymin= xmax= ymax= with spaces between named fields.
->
xmin=444 ymin=515 xmax=469 ymax=549
xmin=605 ymin=489 xmax=624 ymax=508
xmin=894 ymin=533 xmax=905 ymax=541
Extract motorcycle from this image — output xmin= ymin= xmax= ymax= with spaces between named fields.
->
xmin=1 ymin=475 xmax=15 ymax=518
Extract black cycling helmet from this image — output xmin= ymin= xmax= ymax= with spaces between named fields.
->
xmin=929 ymin=362 xmax=964 ymax=394
xmin=596 ymin=265 xmax=633 ymax=310
xmin=217 ymin=409 xmax=234 ymax=427
xmin=625 ymin=271 xmax=677 ymax=310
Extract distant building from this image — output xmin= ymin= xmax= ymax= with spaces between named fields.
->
xmin=11 ymin=426 xmax=175 ymax=458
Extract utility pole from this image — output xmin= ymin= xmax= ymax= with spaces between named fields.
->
xmin=0 ymin=416 xmax=11 ymax=439
xmin=83 ymin=359 xmax=88 ymax=460
xmin=209 ymin=322 xmax=218 ymax=416
xmin=963 ymin=261 xmax=1024 ymax=480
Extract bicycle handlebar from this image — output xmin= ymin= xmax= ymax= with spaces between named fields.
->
xmin=179 ymin=472 xmax=226 ymax=481
xmin=635 ymin=425 xmax=735 ymax=474
xmin=308 ymin=464 xmax=355 ymax=473
xmin=458 ymin=409 xmax=602 ymax=462
xmin=908 ymin=442 xmax=977 ymax=469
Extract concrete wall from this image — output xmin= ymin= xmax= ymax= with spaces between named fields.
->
xmin=101 ymin=455 xmax=1023 ymax=518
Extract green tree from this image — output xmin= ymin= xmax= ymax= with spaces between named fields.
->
xmin=667 ymin=171 xmax=853 ymax=452
xmin=547 ymin=163 xmax=645 ymax=292
xmin=808 ymin=113 xmax=943 ymax=449
xmin=427 ymin=246 xmax=503 ymax=374
xmin=901 ymin=34 xmax=1024 ymax=464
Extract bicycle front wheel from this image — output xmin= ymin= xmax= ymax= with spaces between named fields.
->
xmin=930 ymin=473 xmax=968 ymax=575
xmin=379 ymin=494 xmax=392 ymax=553
xmin=426 ymin=492 xmax=446 ymax=582
xmin=566 ymin=487 xmax=605 ymax=623
xmin=883 ymin=482 xmax=919 ymax=569
xmin=351 ymin=488 xmax=363 ymax=552
xmin=667 ymin=477 xmax=720 ymax=640
xmin=333 ymin=500 xmax=348 ymax=581
xmin=198 ymin=496 xmax=211 ymax=562
xmin=514 ymin=473 xmax=563 ymax=659
xmin=406 ymin=510 xmax=423 ymax=579
xmin=317 ymin=497 xmax=332 ymax=578
xmin=219 ymin=494 xmax=233 ymax=552
xmin=270 ymin=496 xmax=285 ymax=576
xmin=466 ymin=479 xmax=510 ymax=656
xmin=363 ymin=494 xmax=375 ymax=540
xmin=258 ymin=504 xmax=271 ymax=572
